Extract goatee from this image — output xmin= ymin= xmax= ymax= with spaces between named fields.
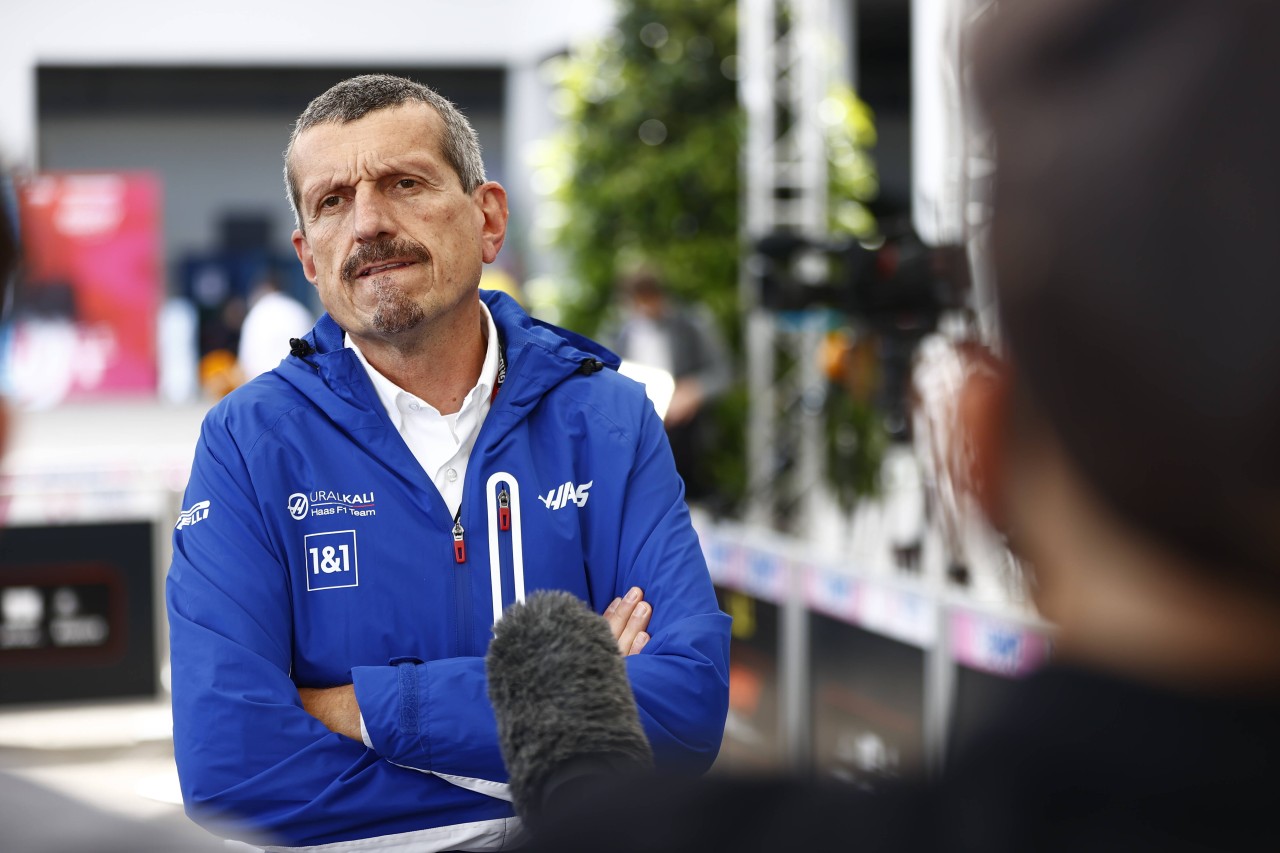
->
xmin=370 ymin=275 xmax=425 ymax=335
xmin=341 ymin=237 xmax=431 ymax=335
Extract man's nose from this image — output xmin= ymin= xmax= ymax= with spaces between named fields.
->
xmin=353 ymin=187 xmax=396 ymax=243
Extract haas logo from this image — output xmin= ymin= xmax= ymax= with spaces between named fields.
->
xmin=538 ymin=480 xmax=592 ymax=510
xmin=288 ymin=493 xmax=310 ymax=520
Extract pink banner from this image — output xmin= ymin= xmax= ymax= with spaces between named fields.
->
xmin=11 ymin=173 xmax=161 ymax=407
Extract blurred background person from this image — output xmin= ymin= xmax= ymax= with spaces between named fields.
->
xmin=503 ymin=1 xmax=1280 ymax=850
xmin=610 ymin=266 xmax=730 ymax=504
xmin=236 ymin=273 xmax=315 ymax=380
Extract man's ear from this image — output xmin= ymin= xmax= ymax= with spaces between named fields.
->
xmin=474 ymin=182 xmax=509 ymax=264
xmin=955 ymin=353 xmax=1011 ymax=533
xmin=292 ymin=229 xmax=318 ymax=285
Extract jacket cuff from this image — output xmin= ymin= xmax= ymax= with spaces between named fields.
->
xmin=351 ymin=658 xmax=431 ymax=769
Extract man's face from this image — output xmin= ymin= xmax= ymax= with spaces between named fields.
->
xmin=289 ymin=103 xmax=507 ymax=346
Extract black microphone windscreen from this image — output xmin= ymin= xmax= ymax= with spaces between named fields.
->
xmin=486 ymin=591 xmax=654 ymax=826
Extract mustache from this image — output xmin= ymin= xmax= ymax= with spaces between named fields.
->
xmin=340 ymin=238 xmax=431 ymax=281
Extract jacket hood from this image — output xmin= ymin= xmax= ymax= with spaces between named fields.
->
xmin=481 ymin=287 xmax=620 ymax=376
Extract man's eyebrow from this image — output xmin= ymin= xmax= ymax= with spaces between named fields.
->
xmin=385 ymin=156 xmax=447 ymax=180
xmin=301 ymin=173 xmax=349 ymax=205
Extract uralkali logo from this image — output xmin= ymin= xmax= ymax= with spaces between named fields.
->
xmin=289 ymin=489 xmax=377 ymax=520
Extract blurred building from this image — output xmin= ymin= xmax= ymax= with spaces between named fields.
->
xmin=2 ymin=1 xmax=618 ymax=293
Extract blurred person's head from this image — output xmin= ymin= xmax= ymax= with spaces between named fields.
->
xmin=618 ymin=267 xmax=668 ymax=320
xmin=962 ymin=0 xmax=1280 ymax=683
xmin=284 ymin=74 xmax=507 ymax=352
xmin=246 ymin=273 xmax=288 ymax=309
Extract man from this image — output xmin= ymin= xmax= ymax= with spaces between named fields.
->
xmin=610 ymin=267 xmax=730 ymax=504
xmin=518 ymin=1 xmax=1280 ymax=850
xmin=167 ymin=75 xmax=730 ymax=850
xmin=237 ymin=274 xmax=316 ymax=380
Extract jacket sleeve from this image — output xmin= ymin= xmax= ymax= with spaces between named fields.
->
xmin=611 ymin=398 xmax=732 ymax=772
xmin=167 ymin=422 xmax=513 ymax=847
xmin=350 ymin=656 xmax=510 ymax=790
xmin=351 ymin=390 xmax=730 ymax=782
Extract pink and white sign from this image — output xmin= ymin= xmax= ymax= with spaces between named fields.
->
xmin=9 ymin=173 xmax=161 ymax=408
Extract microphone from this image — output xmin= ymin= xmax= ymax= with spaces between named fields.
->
xmin=486 ymin=591 xmax=654 ymax=828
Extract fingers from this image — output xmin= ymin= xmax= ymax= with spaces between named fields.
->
xmin=604 ymin=586 xmax=653 ymax=655
xmin=627 ymin=629 xmax=650 ymax=656
xmin=617 ymin=601 xmax=651 ymax=656
xmin=603 ymin=586 xmax=641 ymax=637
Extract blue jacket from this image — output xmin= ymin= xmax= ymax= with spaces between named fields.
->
xmin=167 ymin=290 xmax=731 ymax=850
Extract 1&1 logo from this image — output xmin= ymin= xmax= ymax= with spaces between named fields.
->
xmin=304 ymin=530 xmax=359 ymax=591
xmin=289 ymin=493 xmax=310 ymax=521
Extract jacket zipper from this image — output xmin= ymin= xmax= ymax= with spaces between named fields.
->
xmin=450 ymin=506 xmax=471 ymax=655
xmin=452 ymin=509 xmax=466 ymax=563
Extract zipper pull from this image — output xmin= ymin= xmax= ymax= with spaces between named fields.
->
xmin=498 ymin=487 xmax=511 ymax=531
xmin=453 ymin=518 xmax=466 ymax=563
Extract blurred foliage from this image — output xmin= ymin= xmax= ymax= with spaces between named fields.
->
xmin=823 ymin=86 xmax=879 ymax=238
xmin=535 ymin=0 xmax=882 ymax=515
xmin=534 ymin=0 xmax=741 ymax=341
xmin=820 ymin=88 xmax=888 ymax=511
xmin=820 ymin=330 xmax=890 ymax=511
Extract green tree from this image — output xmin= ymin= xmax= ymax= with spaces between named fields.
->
xmin=535 ymin=0 xmax=880 ymax=512
xmin=535 ymin=0 xmax=742 ymax=339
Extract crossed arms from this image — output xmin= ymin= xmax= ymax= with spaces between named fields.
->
xmin=299 ymin=590 xmax=654 ymax=740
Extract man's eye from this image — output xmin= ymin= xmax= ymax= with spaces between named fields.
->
xmin=321 ymin=196 xmax=342 ymax=208
xmin=397 ymin=179 xmax=417 ymax=189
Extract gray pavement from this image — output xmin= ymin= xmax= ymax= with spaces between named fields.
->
xmin=0 ymin=698 xmax=187 ymax=823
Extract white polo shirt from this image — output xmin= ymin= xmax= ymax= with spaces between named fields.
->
xmin=345 ymin=301 xmax=500 ymax=518
xmin=345 ymin=302 xmax=500 ymax=750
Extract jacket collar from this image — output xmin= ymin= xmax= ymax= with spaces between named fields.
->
xmin=281 ymin=288 xmax=621 ymax=421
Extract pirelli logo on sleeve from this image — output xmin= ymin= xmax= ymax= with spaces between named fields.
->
xmin=175 ymin=500 xmax=211 ymax=529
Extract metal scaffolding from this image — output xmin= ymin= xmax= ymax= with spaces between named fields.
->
xmin=738 ymin=0 xmax=835 ymax=538
xmin=738 ymin=0 xmax=840 ymax=774
xmin=736 ymin=0 xmax=1005 ymax=778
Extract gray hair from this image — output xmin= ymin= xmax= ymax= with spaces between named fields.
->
xmin=283 ymin=74 xmax=486 ymax=231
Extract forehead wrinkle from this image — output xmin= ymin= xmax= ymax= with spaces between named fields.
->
xmin=296 ymin=130 xmax=449 ymax=206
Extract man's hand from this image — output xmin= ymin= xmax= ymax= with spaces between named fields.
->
xmin=604 ymin=587 xmax=652 ymax=655
xmin=664 ymin=378 xmax=704 ymax=427
xmin=298 ymin=684 xmax=363 ymax=742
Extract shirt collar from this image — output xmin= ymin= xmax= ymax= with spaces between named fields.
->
xmin=345 ymin=300 xmax=500 ymax=430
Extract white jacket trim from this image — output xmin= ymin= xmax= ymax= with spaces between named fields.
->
xmin=432 ymin=771 xmax=514 ymax=803
xmin=385 ymin=760 xmax=514 ymax=804
xmin=257 ymin=816 xmax=522 ymax=852
xmin=485 ymin=472 xmax=526 ymax=626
